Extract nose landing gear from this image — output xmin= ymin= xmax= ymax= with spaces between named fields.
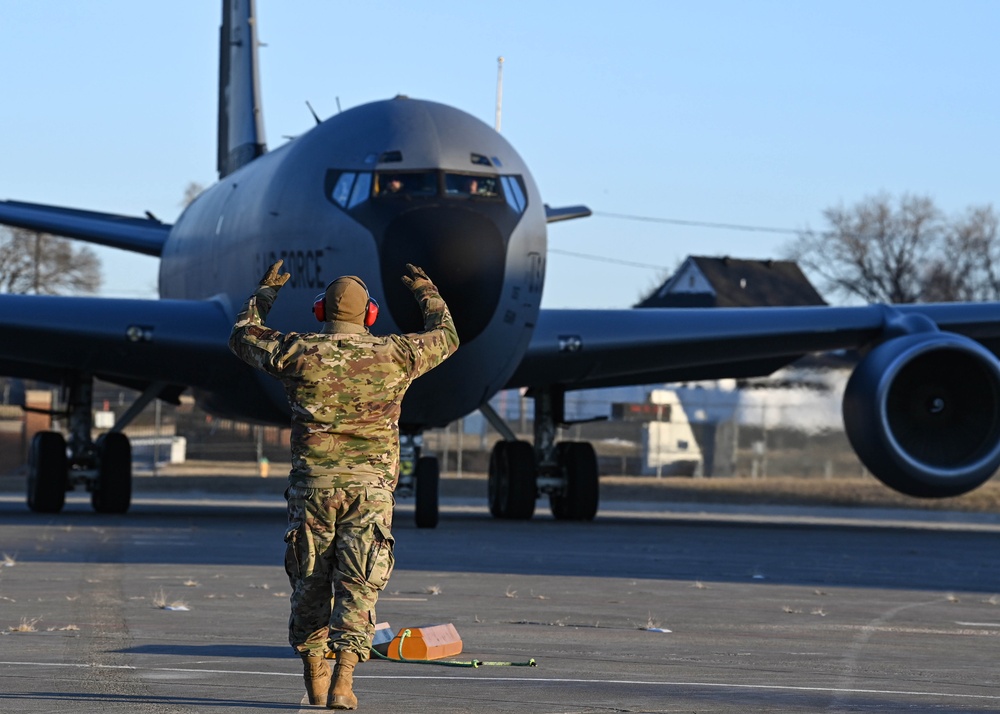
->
xmin=398 ymin=433 xmax=441 ymax=529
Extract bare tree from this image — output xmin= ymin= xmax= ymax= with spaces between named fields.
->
xmin=182 ymin=181 xmax=206 ymax=207
xmin=922 ymin=205 xmax=1000 ymax=302
xmin=787 ymin=193 xmax=942 ymax=304
xmin=0 ymin=227 xmax=101 ymax=295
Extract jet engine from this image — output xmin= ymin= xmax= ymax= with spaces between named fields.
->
xmin=843 ymin=331 xmax=1000 ymax=498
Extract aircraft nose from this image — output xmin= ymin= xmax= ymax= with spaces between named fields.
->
xmin=379 ymin=206 xmax=506 ymax=342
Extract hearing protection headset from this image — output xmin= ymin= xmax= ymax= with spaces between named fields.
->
xmin=312 ymin=276 xmax=379 ymax=327
xmin=361 ymin=296 xmax=380 ymax=326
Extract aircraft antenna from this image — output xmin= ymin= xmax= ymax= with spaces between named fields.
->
xmin=305 ymin=101 xmax=321 ymax=126
xmin=336 ymin=96 xmax=342 ymax=113
xmin=495 ymin=56 xmax=504 ymax=132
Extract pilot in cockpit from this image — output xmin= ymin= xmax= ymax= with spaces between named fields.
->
xmin=382 ymin=175 xmax=405 ymax=194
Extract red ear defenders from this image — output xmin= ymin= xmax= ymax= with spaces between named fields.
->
xmin=312 ymin=283 xmax=379 ymax=326
xmin=362 ymin=297 xmax=380 ymax=326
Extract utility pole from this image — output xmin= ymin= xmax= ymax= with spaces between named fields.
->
xmin=495 ymin=56 xmax=504 ymax=132
xmin=33 ymin=232 xmax=42 ymax=294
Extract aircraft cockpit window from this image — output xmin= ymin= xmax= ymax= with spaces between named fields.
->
xmin=375 ymin=172 xmax=437 ymax=197
xmin=331 ymin=172 xmax=357 ymax=207
xmin=348 ymin=172 xmax=371 ymax=208
xmin=444 ymin=173 xmax=500 ymax=199
xmin=328 ymin=170 xmax=373 ymax=209
xmin=329 ymin=169 xmax=525 ymax=213
xmin=501 ymin=175 xmax=527 ymax=213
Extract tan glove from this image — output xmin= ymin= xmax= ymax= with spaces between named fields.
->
xmin=260 ymin=260 xmax=291 ymax=289
xmin=400 ymin=263 xmax=433 ymax=292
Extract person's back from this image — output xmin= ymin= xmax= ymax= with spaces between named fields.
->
xmin=260 ymin=313 xmax=454 ymax=490
xmin=230 ymin=264 xmax=457 ymax=487
xmin=229 ymin=261 xmax=458 ymax=709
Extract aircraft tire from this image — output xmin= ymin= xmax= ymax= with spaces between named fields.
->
xmin=414 ymin=456 xmax=440 ymax=529
xmin=549 ymin=441 xmax=599 ymax=521
xmin=27 ymin=431 xmax=68 ymax=514
xmin=488 ymin=441 xmax=536 ymax=520
xmin=92 ymin=432 xmax=132 ymax=514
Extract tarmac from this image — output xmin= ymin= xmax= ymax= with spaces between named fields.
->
xmin=1 ymin=469 xmax=1000 ymax=713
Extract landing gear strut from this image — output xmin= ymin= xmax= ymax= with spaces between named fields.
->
xmin=485 ymin=387 xmax=600 ymax=521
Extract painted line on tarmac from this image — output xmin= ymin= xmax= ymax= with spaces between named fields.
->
xmin=0 ymin=494 xmax=285 ymax=509
xmin=1 ymin=660 xmax=998 ymax=703
xmin=6 ymin=493 xmax=1000 ymax=533
xmin=0 ymin=661 xmax=293 ymax=677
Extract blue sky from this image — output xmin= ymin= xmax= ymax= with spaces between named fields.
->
xmin=2 ymin=1 xmax=998 ymax=308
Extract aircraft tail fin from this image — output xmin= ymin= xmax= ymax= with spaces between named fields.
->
xmin=217 ymin=0 xmax=267 ymax=178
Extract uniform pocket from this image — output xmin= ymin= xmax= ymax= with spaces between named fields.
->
xmin=283 ymin=520 xmax=317 ymax=579
xmin=283 ymin=521 xmax=301 ymax=579
xmin=364 ymin=522 xmax=395 ymax=591
xmin=365 ymin=486 xmax=394 ymax=506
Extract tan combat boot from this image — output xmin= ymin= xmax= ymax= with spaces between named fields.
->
xmin=328 ymin=650 xmax=359 ymax=710
xmin=300 ymin=652 xmax=331 ymax=706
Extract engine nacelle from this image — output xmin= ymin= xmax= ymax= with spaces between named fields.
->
xmin=843 ymin=333 xmax=1000 ymax=498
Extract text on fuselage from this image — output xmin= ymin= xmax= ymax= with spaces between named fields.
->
xmin=257 ymin=250 xmax=325 ymax=288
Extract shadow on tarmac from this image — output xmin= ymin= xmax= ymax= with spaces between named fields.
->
xmin=1 ymin=495 xmax=998 ymax=594
xmin=0 ymin=692 xmax=302 ymax=710
xmin=117 ymin=644 xmax=292 ymax=659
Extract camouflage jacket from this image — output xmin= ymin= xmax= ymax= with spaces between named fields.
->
xmin=228 ymin=281 xmax=459 ymax=490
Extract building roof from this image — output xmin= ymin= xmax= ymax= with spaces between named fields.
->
xmin=635 ymin=256 xmax=827 ymax=308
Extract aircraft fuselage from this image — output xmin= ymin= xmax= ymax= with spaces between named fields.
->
xmin=161 ymin=96 xmax=546 ymax=430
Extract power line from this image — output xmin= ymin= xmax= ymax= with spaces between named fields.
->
xmin=593 ymin=211 xmax=802 ymax=236
xmin=550 ymin=210 xmax=805 ymax=270
xmin=548 ymin=249 xmax=671 ymax=271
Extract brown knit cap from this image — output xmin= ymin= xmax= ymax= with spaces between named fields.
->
xmin=324 ymin=276 xmax=369 ymax=324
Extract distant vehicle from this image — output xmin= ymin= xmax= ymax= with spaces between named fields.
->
xmin=3 ymin=0 xmax=1000 ymax=524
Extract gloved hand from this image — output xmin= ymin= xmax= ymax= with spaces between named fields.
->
xmin=400 ymin=263 xmax=433 ymax=292
xmin=260 ymin=260 xmax=291 ymax=289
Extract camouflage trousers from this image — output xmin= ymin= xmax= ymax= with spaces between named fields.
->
xmin=284 ymin=484 xmax=395 ymax=662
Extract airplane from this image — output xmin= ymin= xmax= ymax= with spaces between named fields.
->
xmin=3 ymin=0 xmax=1000 ymax=527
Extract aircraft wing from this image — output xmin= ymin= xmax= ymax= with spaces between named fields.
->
xmin=0 ymin=200 xmax=170 ymax=257
xmin=0 ymin=293 xmax=242 ymax=393
xmin=508 ymin=302 xmax=1000 ymax=390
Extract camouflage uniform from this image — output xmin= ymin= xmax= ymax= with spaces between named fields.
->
xmin=229 ymin=267 xmax=458 ymax=661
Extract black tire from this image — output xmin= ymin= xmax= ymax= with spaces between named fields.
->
xmin=488 ymin=441 xmax=537 ymax=520
xmin=92 ymin=432 xmax=132 ymax=514
xmin=414 ymin=456 xmax=440 ymax=529
xmin=550 ymin=441 xmax=599 ymax=521
xmin=27 ymin=431 xmax=68 ymax=514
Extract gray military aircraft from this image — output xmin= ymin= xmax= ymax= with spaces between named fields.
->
xmin=3 ymin=0 xmax=1000 ymax=526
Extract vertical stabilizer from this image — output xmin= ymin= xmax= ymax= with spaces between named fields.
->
xmin=218 ymin=0 xmax=266 ymax=178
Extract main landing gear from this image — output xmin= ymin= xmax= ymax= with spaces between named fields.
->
xmin=396 ymin=388 xmax=602 ymax=528
xmin=26 ymin=375 xmax=167 ymax=515
xmin=484 ymin=386 xmax=601 ymax=521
